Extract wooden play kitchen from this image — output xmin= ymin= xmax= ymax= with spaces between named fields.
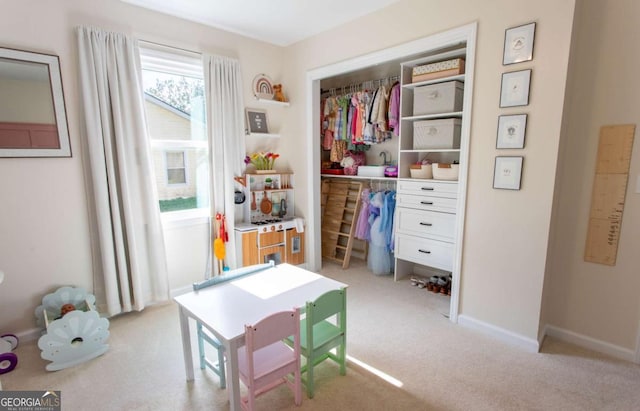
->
xmin=234 ymin=171 xmax=305 ymax=267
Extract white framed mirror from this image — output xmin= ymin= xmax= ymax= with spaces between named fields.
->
xmin=0 ymin=47 xmax=71 ymax=157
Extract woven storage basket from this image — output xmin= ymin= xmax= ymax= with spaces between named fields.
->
xmin=409 ymin=164 xmax=433 ymax=179
xmin=432 ymin=163 xmax=459 ymax=181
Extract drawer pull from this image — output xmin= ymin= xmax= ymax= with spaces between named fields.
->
xmin=421 ymin=187 xmax=435 ymax=191
xmin=418 ymin=249 xmax=431 ymax=254
xmin=419 ymin=222 xmax=433 ymax=226
xmin=420 ymin=201 xmax=434 ymax=205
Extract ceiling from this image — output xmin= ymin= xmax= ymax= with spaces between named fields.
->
xmin=121 ymin=0 xmax=402 ymax=46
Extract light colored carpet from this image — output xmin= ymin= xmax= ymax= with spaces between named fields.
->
xmin=2 ymin=259 xmax=639 ymax=410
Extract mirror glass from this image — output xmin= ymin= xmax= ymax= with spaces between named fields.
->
xmin=0 ymin=47 xmax=70 ymax=157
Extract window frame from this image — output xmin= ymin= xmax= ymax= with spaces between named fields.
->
xmin=165 ymin=150 xmax=188 ymax=186
xmin=139 ymin=42 xmax=210 ymax=226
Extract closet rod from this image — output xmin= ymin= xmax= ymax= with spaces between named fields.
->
xmin=321 ymin=75 xmax=400 ymax=96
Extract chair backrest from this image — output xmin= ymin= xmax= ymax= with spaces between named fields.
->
xmin=246 ymin=308 xmax=300 ymax=351
xmin=307 ymin=288 xmax=346 ymax=325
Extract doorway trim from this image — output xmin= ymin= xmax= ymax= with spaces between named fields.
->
xmin=305 ymin=22 xmax=477 ymax=323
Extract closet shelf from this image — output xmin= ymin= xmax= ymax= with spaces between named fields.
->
xmin=401 ymin=48 xmax=467 ymax=69
xmin=254 ymin=97 xmax=290 ymax=107
xmin=321 ymin=174 xmax=397 ymax=181
xmin=403 ymin=74 xmax=465 ymax=89
xmin=396 ymin=177 xmax=459 ymax=183
xmin=400 ymin=149 xmax=461 ymax=153
xmin=248 ymin=132 xmax=280 ymax=138
xmin=401 ymin=112 xmax=463 ymax=121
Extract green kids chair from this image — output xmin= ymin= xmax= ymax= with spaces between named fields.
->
xmin=289 ymin=287 xmax=347 ymax=398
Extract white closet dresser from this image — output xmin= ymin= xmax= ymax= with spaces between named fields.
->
xmin=394 ymin=44 xmax=471 ymax=291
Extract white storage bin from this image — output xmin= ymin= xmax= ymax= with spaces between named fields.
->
xmin=432 ymin=163 xmax=459 ymax=181
xmin=409 ymin=164 xmax=433 ymax=179
xmin=413 ymin=118 xmax=461 ymax=149
xmin=413 ymin=80 xmax=464 ymax=115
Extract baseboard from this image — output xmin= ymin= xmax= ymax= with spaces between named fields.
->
xmin=458 ymin=314 xmax=540 ymax=353
xmin=14 ymin=327 xmax=43 ymax=343
xmin=170 ymin=284 xmax=193 ymax=298
xmin=544 ymin=324 xmax=637 ymax=363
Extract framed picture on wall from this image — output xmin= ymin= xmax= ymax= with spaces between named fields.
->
xmin=503 ymin=22 xmax=536 ymax=65
xmin=496 ymin=114 xmax=527 ymax=149
xmin=493 ymin=156 xmax=524 ymax=190
xmin=245 ymin=108 xmax=269 ymax=134
xmin=500 ymin=69 xmax=532 ymax=108
xmin=0 ymin=47 xmax=71 ymax=157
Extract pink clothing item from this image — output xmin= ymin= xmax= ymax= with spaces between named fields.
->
xmin=351 ymin=95 xmax=359 ymax=142
xmin=354 ymin=189 xmax=371 ymax=240
xmin=388 ymin=82 xmax=401 ymax=133
xmin=323 ymin=129 xmax=334 ymax=150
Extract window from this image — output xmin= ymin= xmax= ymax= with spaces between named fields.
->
xmin=139 ymin=44 xmax=209 ymax=216
xmin=166 ymin=151 xmax=187 ymax=185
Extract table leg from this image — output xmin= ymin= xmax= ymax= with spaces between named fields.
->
xmin=178 ymin=305 xmax=194 ymax=381
xmin=225 ymin=338 xmax=241 ymax=411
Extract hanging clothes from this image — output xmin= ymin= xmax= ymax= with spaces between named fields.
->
xmin=367 ymin=191 xmax=392 ymax=275
xmin=329 ymin=139 xmax=347 ymax=163
xmin=322 ymin=96 xmax=337 ymax=150
xmin=388 ymin=82 xmax=401 ymax=135
xmin=363 ymin=87 xmax=378 ymax=144
xmin=381 ymin=190 xmax=396 ymax=252
xmin=334 ymin=96 xmax=346 ymax=141
xmin=354 ymin=188 xmax=371 ymax=241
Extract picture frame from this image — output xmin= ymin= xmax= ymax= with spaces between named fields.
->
xmin=0 ymin=47 xmax=71 ymax=157
xmin=500 ymin=69 xmax=531 ymax=108
xmin=245 ymin=108 xmax=269 ymax=134
xmin=503 ymin=22 xmax=536 ymax=65
xmin=493 ymin=156 xmax=523 ymax=190
xmin=496 ymin=114 xmax=527 ymax=149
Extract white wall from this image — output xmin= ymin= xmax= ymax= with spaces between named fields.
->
xmin=0 ymin=0 xmax=284 ymax=334
xmin=544 ymin=0 xmax=640 ymax=357
xmin=284 ymin=0 xmax=576 ymax=344
xmin=2 ymin=0 xmax=637 ymax=360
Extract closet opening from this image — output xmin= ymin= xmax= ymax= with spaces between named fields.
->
xmin=306 ymin=23 xmax=477 ymax=323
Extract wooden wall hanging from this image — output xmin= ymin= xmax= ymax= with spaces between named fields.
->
xmin=584 ymin=124 xmax=635 ymax=265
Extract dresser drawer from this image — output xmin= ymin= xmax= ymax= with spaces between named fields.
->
xmin=395 ymin=234 xmax=454 ymax=272
xmin=396 ymin=208 xmax=455 ymax=242
xmin=397 ymin=179 xmax=458 ymax=198
xmin=396 ymin=193 xmax=457 ymax=213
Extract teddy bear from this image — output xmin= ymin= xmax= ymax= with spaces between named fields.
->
xmin=273 ymin=84 xmax=287 ymax=102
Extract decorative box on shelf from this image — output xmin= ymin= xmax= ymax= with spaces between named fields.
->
xmin=412 ymin=58 xmax=465 ymax=83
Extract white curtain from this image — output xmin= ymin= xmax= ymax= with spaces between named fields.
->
xmin=76 ymin=26 xmax=169 ymax=316
xmin=203 ymin=54 xmax=246 ymax=272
